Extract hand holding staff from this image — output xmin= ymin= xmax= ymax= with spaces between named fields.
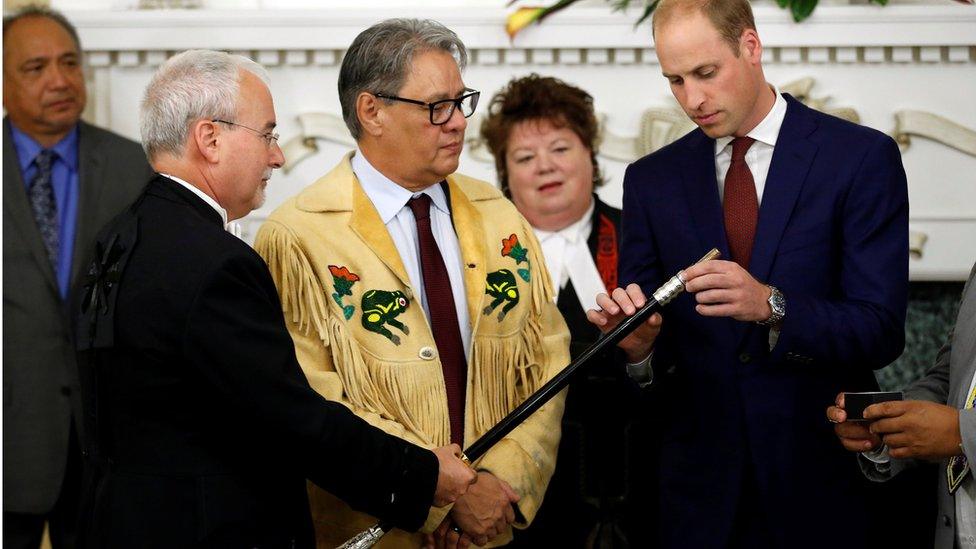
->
xmin=431 ymin=444 xmax=478 ymax=507
xmin=339 ymin=249 xmax=721 ymax=548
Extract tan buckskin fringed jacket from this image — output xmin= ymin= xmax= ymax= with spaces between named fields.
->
xmin=254 ymin=154 xmax=570 ymax=548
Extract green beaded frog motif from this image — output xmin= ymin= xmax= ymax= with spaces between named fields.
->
xmin=361 ymin=289 xmax=410 ymax=345
xmin=483 ymin=269 xmax=520 ymax=321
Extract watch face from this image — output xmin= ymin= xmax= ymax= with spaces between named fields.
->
xmin=766 ymin=287 xmax=785 ymax=323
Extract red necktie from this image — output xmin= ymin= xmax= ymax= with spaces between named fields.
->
xmin=407 ymin=194 xmax=466 ymax=445
xmin=723 ymin=137 xmax=758 ymax=269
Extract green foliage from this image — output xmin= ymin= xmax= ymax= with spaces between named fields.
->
xmin=635 ymin=0 xmax=660 ymax=27
xmin=790 ymin=0 xmax=819 ymax=22
xmin=532 ymin=0 xmax=891 ymax=25
xmin=539 ymin=0 xmax=579 ymax=19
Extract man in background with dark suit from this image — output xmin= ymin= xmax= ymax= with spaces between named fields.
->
xmin=3 ymin=7 xmax=151 ymax=548
xmin=76 ymin=48 xmax=475 ymax=548
xmin=588 ymin=0 xmax=909 ymax=547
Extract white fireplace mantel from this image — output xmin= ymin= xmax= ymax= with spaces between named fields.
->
xmin=70 ymin=5 xmax=976 ymax=53
xmin=62 ymin=4 xmax=976 ymax=280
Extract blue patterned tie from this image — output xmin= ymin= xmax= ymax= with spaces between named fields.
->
xmin=29 ymin=150 xmax=60 ymax=272
xmin=947 ymin=383 xmax=975 ymax=494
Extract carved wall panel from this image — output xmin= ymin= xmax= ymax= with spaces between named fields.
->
xmin=64 ymin=4 xmax=976 ymax=279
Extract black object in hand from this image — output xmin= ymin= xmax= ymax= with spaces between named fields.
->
xmin=844 ymin=391 xmax=903 ymax=421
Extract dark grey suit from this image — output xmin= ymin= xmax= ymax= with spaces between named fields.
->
xmin=3 ymin=117 xmax=150 ymax=526
xmin=860 ymin=261 xmax=976 ymax=549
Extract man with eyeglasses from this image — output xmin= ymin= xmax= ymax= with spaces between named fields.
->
xmin=74 ymin=49 xmax=478 ymax=548
xmin=256 ymin=18 xmax=570 ymax=549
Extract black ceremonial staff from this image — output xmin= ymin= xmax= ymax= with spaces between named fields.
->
xmin=338 ymin=248 xmax=721 ymax=549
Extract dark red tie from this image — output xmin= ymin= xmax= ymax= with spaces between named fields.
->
xmin=723 ymin=137 xmax=758 ymax=269
xmin=407 ymin=194 xmax=466 ymax=445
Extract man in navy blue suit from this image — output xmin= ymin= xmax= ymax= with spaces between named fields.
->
xmin=587 ymin=0 xmax=908 ymax=547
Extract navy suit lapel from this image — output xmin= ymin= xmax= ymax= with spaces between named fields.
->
xmin=750 ymin=95 xmax=819 ymax=284
xmin=3 ymin=118 xmax=61 ymax=295
xmin=680 ymin=130 xmax=730 ymax=259
xmin=679 ymin=130 xmax=739 ymax=342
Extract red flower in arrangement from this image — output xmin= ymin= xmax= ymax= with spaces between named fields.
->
xmin=501 ymin=234 xmax=520 ymax=257
xmin=329 ymin=265 xmax=360 ymax=282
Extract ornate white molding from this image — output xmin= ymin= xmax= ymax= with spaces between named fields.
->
xmin=274 ymin=75 xmax=975 ymax=263
xmin=60 ymin=4 xmax=976 ymax=280
xmin=70 ymin=5 xmax=976 ymax=66
xmin=281 ymin=77 xmax=976 ymax=168
xmin=893 ymin=111 xmax=976 ymax=157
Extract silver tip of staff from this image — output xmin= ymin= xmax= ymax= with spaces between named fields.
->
xmin=652 ymin=248 xmax=720 ymax=305
xmin=335 ymin=524 xmax=388 ymax=549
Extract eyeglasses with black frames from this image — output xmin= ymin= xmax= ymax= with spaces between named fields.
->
xmin=211 ymin=119 xmax=280 ymax=148
xmin=373 ymin=88 xmax=480 ymax=126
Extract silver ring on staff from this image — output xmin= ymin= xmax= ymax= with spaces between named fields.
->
xmin=676 ymin=270 xmax=687 ymax=285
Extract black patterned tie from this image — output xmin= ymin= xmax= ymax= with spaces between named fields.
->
xmin=29 ymin=150 xmax=60 ymax=272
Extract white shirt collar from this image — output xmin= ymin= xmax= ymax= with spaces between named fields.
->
xmin=351 ymin=149 xmax=451 ymax=223
xmin=159 ymin=172 xmax=229 ymax=227
xmin=715 ymin=85 xmax=788 ymax=155
xmin=535 ymin=198 xmax=595 ymax=245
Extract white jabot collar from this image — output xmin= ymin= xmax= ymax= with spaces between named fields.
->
xmin=535 ymin=198 xmax=595 ymax=245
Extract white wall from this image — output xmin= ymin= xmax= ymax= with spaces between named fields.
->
xmin=60 ymin=3 xmax=976 ymax=279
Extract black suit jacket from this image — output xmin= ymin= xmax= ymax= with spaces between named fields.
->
xmin=2 ymin=117 xmax=150 ymax=513
xmin=77 ymin=175 xmax=438 ymax=548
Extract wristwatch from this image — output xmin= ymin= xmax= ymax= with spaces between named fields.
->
xmin=757 ymin=285 xmax=785 ymax=326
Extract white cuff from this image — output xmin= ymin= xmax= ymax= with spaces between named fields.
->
xmin=860 ymin=444 xmax=891 ymax=475
xmin=625 ymin=351 xmax=654 ymax=388
xmin=768 ymin=326 xmax=780 ymax=351
xmin=861 ymin=444 xmax=890 ymax=463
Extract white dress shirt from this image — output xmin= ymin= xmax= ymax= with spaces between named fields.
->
xmin=534 ymin=199 xmax=607 ymax=311
xmin=714 ymin=86 xmax=787 ymax=204
xmin=159 ymin=173 xmax=241 ymax=237
xmin=352 ymin=150 xmax=472 ymax=359
xmin=718 ymin=86 xmax=787 ymax=350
